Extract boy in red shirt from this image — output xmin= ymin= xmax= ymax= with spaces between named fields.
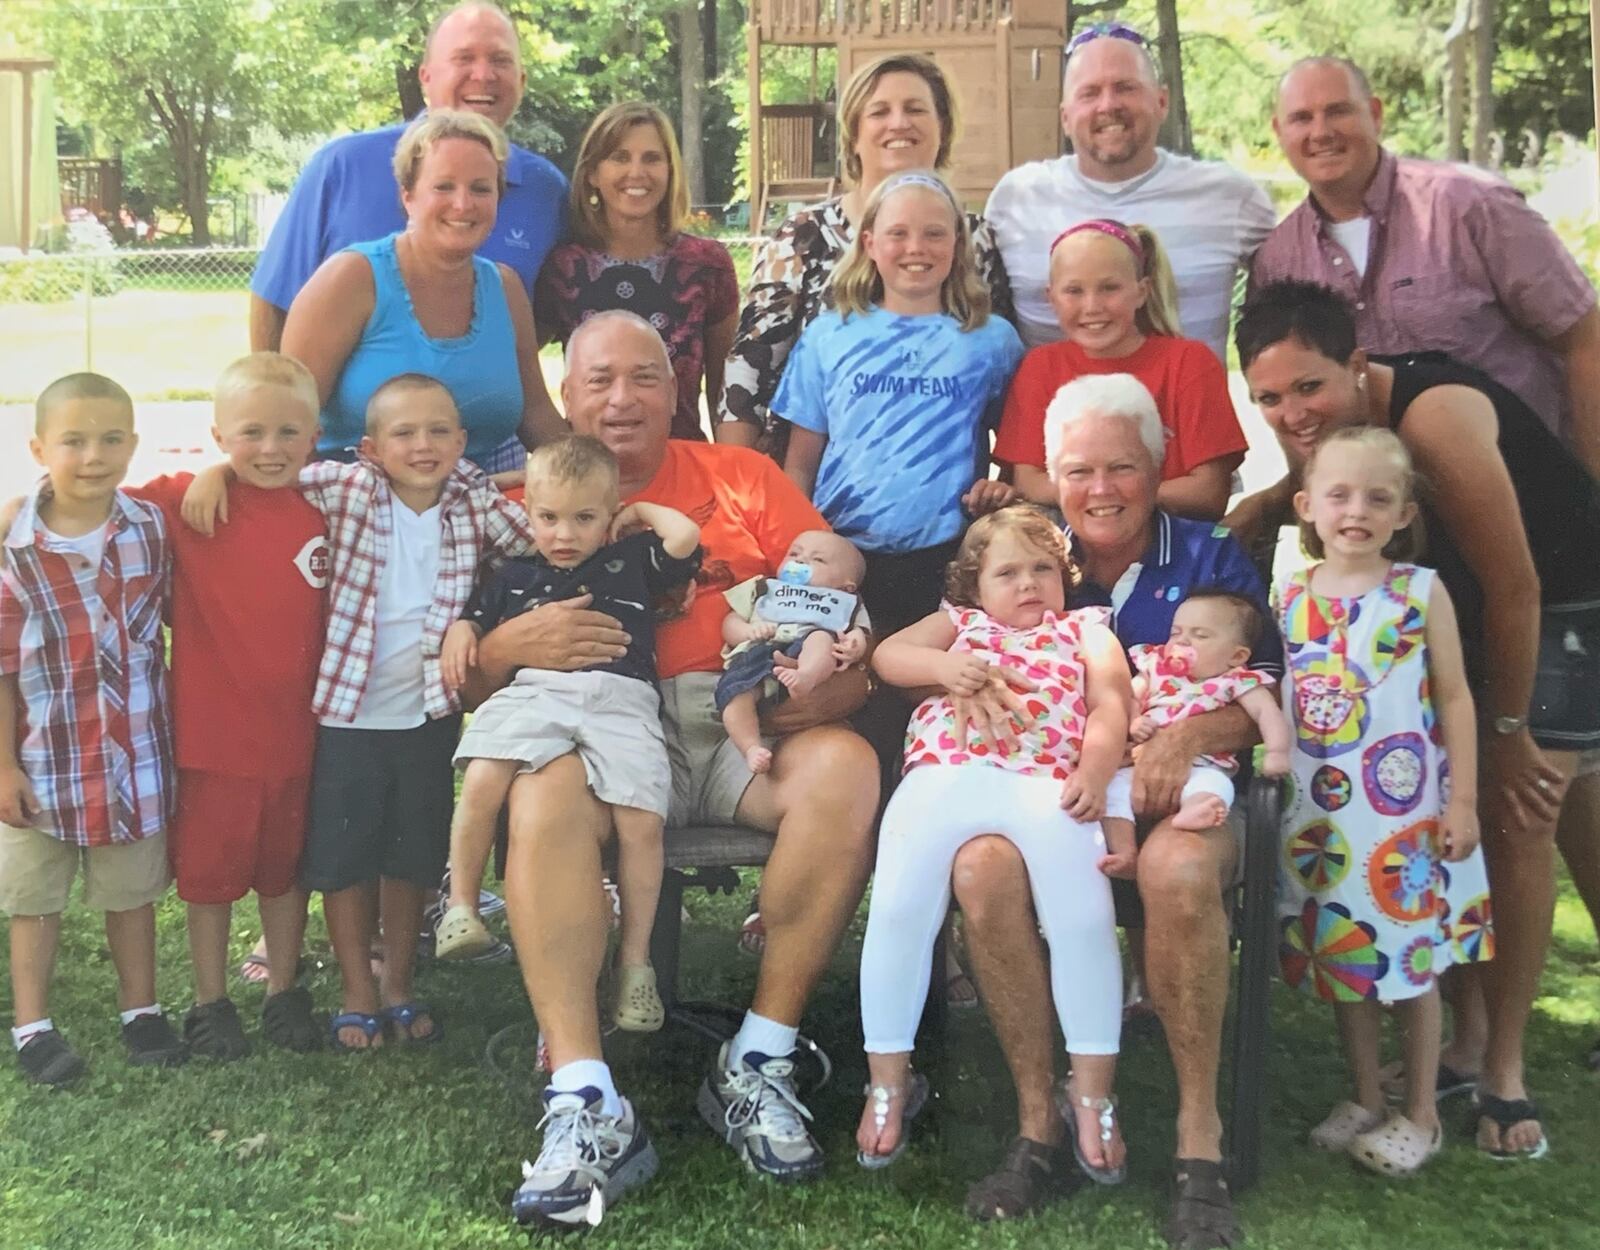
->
xmin=131 ymin=354 xmax=329 ymax=1056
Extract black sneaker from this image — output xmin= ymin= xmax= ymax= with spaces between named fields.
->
xmin=183 ymin=997 xmax=251 ymax=1061
xmin=16 ymin=1029 xmax=88 ymax=1087
xmin=122 ymin=1012 xmax=190 ymax=1067
xmin=512 ymin=1086 xmax=659 ymax=1227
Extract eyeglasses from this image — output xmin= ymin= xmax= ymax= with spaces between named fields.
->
xmin=1064 ymin=20 xmax=1149 ymax=60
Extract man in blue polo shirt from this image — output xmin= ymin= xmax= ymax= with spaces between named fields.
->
xmin=953 ymin=376 xmax=1274 ymax=1248
xmin=249 ymin=2 xmax=567 ymax=352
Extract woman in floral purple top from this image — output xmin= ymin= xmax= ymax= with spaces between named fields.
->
xmin=717 ymin=53 xmax=1015 ymax=462
xmin=535 ymin=101 xmax=740 ymax=441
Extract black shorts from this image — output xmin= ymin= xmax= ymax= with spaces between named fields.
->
xmin=1525 ymin=601 xmax=1600 ymax=752
xmin=301 ymin=716 xmax=461 ymax=892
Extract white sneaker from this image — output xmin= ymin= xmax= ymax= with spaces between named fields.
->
xmin=512 ymin=1086 xmax=658 ymax=1227
xmin=697 ymin=1040 xmax=824 ymax=1181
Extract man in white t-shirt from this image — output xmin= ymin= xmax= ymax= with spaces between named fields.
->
xmin=985 ymin=26 xmax=1276 ymax=358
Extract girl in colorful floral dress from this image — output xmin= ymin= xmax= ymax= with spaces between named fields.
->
xmin=1277 ymin=426 xmax=1493 ymax=1177
xmin=856 ymin=507 xmax=1135 ymax=1182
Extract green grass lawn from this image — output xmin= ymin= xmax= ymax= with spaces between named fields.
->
xmin=1 ymin=874 xmax=1595 ymax=1250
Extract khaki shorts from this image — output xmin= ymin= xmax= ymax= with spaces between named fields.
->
xmin=659 ymin=672 xmax=767 ymax=828
xmin=456 ymin=670 xmax=671 ymax=819
xmin=0 ymin=824 xmax=171 ymax=916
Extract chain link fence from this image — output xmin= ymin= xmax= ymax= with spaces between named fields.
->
xmin=1 ymin=239 xmax=766 ymax=403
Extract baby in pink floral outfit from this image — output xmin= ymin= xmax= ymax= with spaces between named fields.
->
xmin=1130 ymin=589 xmax=1291 ymax=831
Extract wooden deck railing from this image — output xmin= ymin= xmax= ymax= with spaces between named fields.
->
xmin=753 ymin=0 xmax=1010 ymax=41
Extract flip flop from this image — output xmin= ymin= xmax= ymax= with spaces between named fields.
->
xmin=1477 ymin=1094 xmax=1550 ymax=1161
xmin=1378 ymin=1059 xmax=1477 ymax=1102
xmin=945 ymin=969 xmax=979 ymax=1010
xmin=857 ymin=1072 xmax=930 ymax=1169
xmin=1058 ymin=1079 xmax=1127 ymax=1185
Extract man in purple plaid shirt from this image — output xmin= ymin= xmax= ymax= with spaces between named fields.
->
xmin=188 ymin=371 xmax=533 ymax=1052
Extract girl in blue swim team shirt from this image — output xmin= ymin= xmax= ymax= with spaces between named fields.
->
xmin=777 ymin=169 xmax=1024 ymax=637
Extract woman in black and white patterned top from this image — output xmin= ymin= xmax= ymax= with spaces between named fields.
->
xmin=717 ymin=52 xmax=1015 ymax=462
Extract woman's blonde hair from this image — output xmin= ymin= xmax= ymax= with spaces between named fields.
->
xmin=944 ymin=505 xmax=1082 ymax=608
xmin=831 ymin=170 xmax=990 ymax=330
xmin=1049 ymin=219 xmax=1181 ymax=338
xmin=392 ymin=108 xmax=508 ymax=198
xmin=1297 ymin=425 xmax=1425 ymax=561
xmin=838 ymin=52 xmax=956 ymax=186
xmin=568 ymin=101 xmax=690 ymax=249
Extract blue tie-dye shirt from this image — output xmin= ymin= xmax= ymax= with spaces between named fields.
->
xmin=773 ymin=306 xmax=1024 ymax=553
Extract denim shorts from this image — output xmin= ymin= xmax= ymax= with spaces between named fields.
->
xmin=1525 ymin=600 xmax=1600 ymax=752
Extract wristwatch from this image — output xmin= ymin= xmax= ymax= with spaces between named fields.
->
xmin=1491 ymin=715 xmax=1528 ymax=735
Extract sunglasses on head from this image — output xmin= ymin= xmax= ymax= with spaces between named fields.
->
xmin=1064 ymin=20 xmax=1149 ymax=59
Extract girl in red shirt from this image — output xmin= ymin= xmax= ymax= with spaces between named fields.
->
xmin=994 ymin=220 xmax=1247 ymax=520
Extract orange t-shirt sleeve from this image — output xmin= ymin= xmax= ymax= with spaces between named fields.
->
xmin=1162 ymin=342 xmax=1247 ymax=480
xmin=746 ymin=452 xmax=828 ymax=566
xmin=992 ymin=347 xmax=1057 ymax=469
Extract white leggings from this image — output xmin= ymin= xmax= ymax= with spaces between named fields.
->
xmin=860 ymin=764 xmax=1124 ymax=1056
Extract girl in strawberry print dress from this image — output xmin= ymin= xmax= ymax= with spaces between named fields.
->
xmin=856 ymin=507 xmax=1136 ymax=1181
xmin=1276 ymin=428 xmax=1492 ymax=1178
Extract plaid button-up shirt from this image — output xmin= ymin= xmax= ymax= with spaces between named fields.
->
xmin=0 ymin=482 xmax=173 ymax=847
xmin=301 ymin=458 xmax=533 ymax=723
xmin=1250 ymin=148 xmax=1596 ymax=433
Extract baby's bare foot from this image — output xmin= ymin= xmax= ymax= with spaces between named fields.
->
xmin=774 ymin=666 xmax=820 ymax=698
xmin=1172 ymin=793 xmax=1229 ymax=831
xmin=745 ymin=744 xmax=773 ymax=775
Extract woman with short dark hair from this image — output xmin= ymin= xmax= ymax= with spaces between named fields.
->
xmin=1230 ymin=278 xmax=1600 ymax=1162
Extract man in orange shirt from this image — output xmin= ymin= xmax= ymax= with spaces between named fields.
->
xmin=469 ymin=312 xmax=879 ymax=1226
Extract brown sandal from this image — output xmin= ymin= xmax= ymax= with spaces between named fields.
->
xmin=963 ymin=1137 xmax=1074 ymax=1223
xmin=1163 ymin=1158 xmax=1242 ymax=1249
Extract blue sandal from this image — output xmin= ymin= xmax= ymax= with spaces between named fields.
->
xmin=328 ymin=1011 xmax=382 ymax=1053
xmin=381 ymin=1002 xmax=442 ymax=1046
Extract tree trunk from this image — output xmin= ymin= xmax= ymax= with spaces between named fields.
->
xmin=1469 ymin=0 xmax=1496 ymax=166
xmin=188 ymin=140 xmax=212 ymax=246
xmin=679 ymin=0 xmax=706 ymax=206
xmin=1153 ymin=0 xmax=1190 ymax=155
xmin=397 ymin=59 xmax=426 ymax=120
xmin=703 ymin=0 xmax=717 ymax=82
xmin=1442 ymin=0 xmax=1470 ymax=161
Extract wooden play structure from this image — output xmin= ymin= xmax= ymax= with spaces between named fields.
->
xmin=746 ymin=0 xmax=1069 ymax=227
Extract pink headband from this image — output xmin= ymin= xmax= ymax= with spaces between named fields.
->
xmin=1049 ymin=219 xmax=1143 ymax=266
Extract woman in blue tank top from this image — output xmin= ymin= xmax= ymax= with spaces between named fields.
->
xmin=280 ymin=110 xmax=566 ymax=472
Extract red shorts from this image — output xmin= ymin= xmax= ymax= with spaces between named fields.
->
xmin=170 ymin=770 xmax=310 ymax=904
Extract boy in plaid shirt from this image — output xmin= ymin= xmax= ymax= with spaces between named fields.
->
xmin=1 ymin=374 xmax=187 ymax=1086
xmin=186 ymin=372 xmax=532 ymax=1051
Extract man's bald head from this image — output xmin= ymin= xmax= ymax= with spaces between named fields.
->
xmin=419 ymin=4 xmax=525 ymax=128
xmin=566 ymin=310 xmax=673 ymax=377
xmin=1273 ymin=55 xmax=1384 ymax=205
xmin=1059 ymin=35 xmax=1168 ymax=182
xmin=561 ymin=312 xmax=676 ymax=480
xmin=1277 ymin=55 xmax=1373 ymax=107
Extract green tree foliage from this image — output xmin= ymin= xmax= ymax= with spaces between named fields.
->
xmin=27 ymin=0 xmax=347 ymax=244
xmin=1492 ymin=0 xmax=1596 ymax=154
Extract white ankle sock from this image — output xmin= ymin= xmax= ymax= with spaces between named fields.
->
xmin=550 ymin=1058 xmax=622 ymax=1119
xmin=118 ymin=1004 xmax=160 ymax=1026
xmin=13 ymin=1018 xmax=54 ymax=1049
xmin=731 ymin=1011 xmax=798 ymax=1066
